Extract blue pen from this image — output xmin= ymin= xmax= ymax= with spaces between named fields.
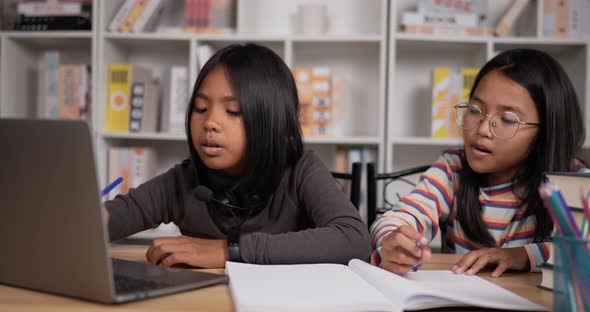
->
xmin=411 ymin=241 xmax=424 ymax=272
xmin=101 ymin=177 xmax=123 ymax=197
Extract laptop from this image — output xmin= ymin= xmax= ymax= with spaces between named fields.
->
xmin=0 ymin=119 xmax=229 ymax=304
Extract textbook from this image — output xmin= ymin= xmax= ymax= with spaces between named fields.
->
xmin=226 ymin=259 xmax=547 ymax=312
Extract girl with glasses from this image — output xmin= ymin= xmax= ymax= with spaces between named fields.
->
xmin=371 ymin=48 xmax=587 ymax=277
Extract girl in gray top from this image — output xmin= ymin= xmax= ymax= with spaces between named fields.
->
xmin=105 ymin=43 xmax=371 ymax=268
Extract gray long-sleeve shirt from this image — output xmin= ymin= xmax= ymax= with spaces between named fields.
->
xmin=105 ymin=151 xmax=372 ymax=264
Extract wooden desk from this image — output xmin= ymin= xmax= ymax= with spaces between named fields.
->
xmin=0 ymin=244 xmax=552 ymax=311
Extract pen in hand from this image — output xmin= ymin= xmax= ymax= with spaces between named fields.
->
xmin=411 ymin=237 xmax=429 ymax=272
xmin=101 ymin=177 xmax=123 ymax=197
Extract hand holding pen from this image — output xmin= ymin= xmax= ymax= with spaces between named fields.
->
xmin=378 ymin=225 xmax=431 ymax=275
xmin=100 ymin=177 xmax=123 ymax=223
xmin=101 ymin=177 xmax=123 ymax=197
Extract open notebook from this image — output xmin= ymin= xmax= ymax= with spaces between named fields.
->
xmin=226 ymin=259 xmax=547 ymax=312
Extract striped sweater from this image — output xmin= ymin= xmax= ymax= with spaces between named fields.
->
xmin=370 ymin=149 xmax=587 ymax=271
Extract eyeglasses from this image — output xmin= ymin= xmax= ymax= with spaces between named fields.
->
xmin=455 ymin=102 xmax=541 ymax=140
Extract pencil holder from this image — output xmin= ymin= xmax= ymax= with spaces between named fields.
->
xmin=553 ymin=235 xmax=590 ymax=312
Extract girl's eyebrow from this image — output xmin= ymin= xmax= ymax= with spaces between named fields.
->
xmin=471 ymin=96 xmax=524 ymax=115
xmin=195 ymin=93 xmax=237 ymax=102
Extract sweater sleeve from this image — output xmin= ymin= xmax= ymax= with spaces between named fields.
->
xmin=369 ymin=152 xmax=459 ymax=264
xmin=239 ymin=152 xmax=372 ymax=264
xmin=104 ymin=167 xmax=179 ymax=241
xmin=523 ymin=242 xmax=551 ymax=272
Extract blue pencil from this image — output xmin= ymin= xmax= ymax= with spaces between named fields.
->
xmin=100 ymin=177 xmax=123 ymax=197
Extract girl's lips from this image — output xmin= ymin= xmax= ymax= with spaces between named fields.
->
xmin=471 ymin=144 xmax=492 ymax=157
xmin=201 ymin=143 xmax=223 ymax=156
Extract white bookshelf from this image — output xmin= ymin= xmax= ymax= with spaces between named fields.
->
xmin=387 ymin=0 xmax=590 ymax=171
xmin=2 ymin=0 xmax=589 ymax=238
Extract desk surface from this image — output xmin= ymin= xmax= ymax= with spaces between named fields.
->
xmin=0 ymin=244 xmax=552 ymax=311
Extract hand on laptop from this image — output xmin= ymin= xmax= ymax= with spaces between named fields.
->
xmin=146 ymin=236 xmax=228 ymax=268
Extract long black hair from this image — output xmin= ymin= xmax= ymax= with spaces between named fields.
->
xmin=185 ymin=43 xmax=304 ymax=200
xmin=457 ymin=48 xmax=585 ymax=246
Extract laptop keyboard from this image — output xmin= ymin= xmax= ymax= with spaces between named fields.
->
xmin=114 ymin=274 xmax=172 ymax=294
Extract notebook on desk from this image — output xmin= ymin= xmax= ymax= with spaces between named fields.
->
xmin=226 ymin=259 xmax=548 ymax=311
xmin=0 ymin=119 xmax=228 ymax=304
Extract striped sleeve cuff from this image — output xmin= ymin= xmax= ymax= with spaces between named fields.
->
xmin=523 ymin=242 xmax=551 ymax=272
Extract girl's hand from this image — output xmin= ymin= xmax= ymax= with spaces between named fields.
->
xmin=378 ymin=225 xmax=432 ymax=275
xmin=452 ymin=246 xmax=530 ymax=277
xmin=146 ymin=236 xmax=229 ymax=268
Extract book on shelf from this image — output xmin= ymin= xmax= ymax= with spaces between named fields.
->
xmin=183 ymin=0 xmax=236 ymax=34
xmin=294 ymin=67 xmax=348 ymax=138
xmin=129 ymin=80 xmax=160 ymax=133
xmin=108 ymin=146 xmax=157 ymax=200
xmin=17 ymin=1 xmax=87 ymax=16
xmin=13 ymin=14 xmax=91 ymax=31
xmin=401 ymin=11 xmax=480 ymax=27
xmin=131 ymin=0 xmax=165 ymax=32
xmin=494 ymin=0 xmax=530 ymax=37
xmin=118 ymin=0 xmax=148 ymax=32
xmin=403 ymin=24 xmax=492 ymax=36
xmin=418 ymin=0 xmax=488 ymax=16
xmin=108 ymin=0 xmax=136 ymax=32
xmin=37 ymin=52 xmax=91 ymax=121
xmin=226 ymin=259 xmax=547 ymax=312
xmin=106 ymin=64 xmax=153 ymax=132
xmin=160 ymin=66 xmax=189 ymax=134
xmin=543 ymin=0 xmax=590 ymax=38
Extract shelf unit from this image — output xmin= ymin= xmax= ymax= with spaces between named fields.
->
xmin=387 ymin=0 xmax=590 ymax=170
xmin=94 ymin=0 xmax=388 ymax=185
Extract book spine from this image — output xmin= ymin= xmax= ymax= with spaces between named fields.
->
xmin=129 ymin=82 xmax=146 ymax=132
xmin=106 ymin=64 xmax=131 ymax=132
xmin=418 ymin=0 xmax=488 ymax=15
xmin=494 ymin=0 xmax=530 ymax=36
xmin=14 ymin=15 xmax=91 ymax=31
xmin=404 ymin=24 xmax=492 ymax=36
xmin=330 ymin=71 xmax=345 ymax=137
xmin=108 ymin=0 xmax=137 ymax=32
xmin=293 ymin=67 xmax=313 ymax=137
xmin=210 ymin=0 xmax=235 ymax=31
xmin=108 ymin=147 xmax=131 ymax=199
xmin=131 ymin=0 xmax=163 ymax=32
xmin=18 ymin=2 xmax=82 ymax=16
xmin=401 ymin=11 xmax=479 ymax=27
xmin=59 ymin=65 xmax=81 ymax=119
xmin=39 ymin=51 xmax=61 ymax=119
xmin=543 ymin=0 xmax=557 ymax=37
xmin=78 ymin=65 xmax=90 ymax=122
xmin=119 ymin=0 xmax=149 ymax=32
xmin=432 ymin=67 xmax=451 ymax=138
xmin=311 ymin=67 xmax=332 ymax=137
xmin=556 ymin=0 xmax=569 ymax=37
xmin=162 ymin=66 xmax=188 ymax=133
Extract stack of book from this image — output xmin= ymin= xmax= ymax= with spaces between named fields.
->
xmin=37 ymin=51 xmax=91 ymax=121
xmin=539 ymin=172 xmax=590 ymax=291
xmin=13 ymin=0 xmax=92 ymax=31
xmin=400 ymin=0 xmax=491 ymax=37
xmin=105 ymin=64 xmax=188 ymax=134
xmin=293 ymin=67 xmax=346 ymax=138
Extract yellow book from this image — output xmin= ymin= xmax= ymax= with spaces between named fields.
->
xmin=432 ymin=67 xmax=451 ymax=138
xmin=119 ymin=0 xmax=149 ymax=33
xmin=106 ymin=64 xmax=132 ymax=132
xmin=460 ymin=67 xmax=479 ymax=102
